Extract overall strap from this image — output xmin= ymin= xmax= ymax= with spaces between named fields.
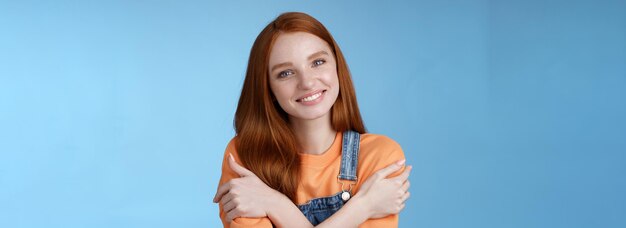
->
xmin=338 ymin=130 xmax=360 ymax=181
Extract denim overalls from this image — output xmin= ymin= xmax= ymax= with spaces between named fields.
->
xmin=297 ymin=131 xmax=360 ymax=225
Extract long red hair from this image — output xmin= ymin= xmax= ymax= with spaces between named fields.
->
xmin=234 ymin=12 xmax=366 ymax=201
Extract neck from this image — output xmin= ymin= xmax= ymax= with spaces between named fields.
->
xmin=289 ymin=114 xmax=337 ymax=155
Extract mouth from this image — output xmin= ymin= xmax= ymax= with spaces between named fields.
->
xmin=296 ymin=90 xmax=327 ymax=103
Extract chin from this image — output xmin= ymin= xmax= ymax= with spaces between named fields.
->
xmin=301 ymin=113 xmax=328 ymax=120
xmin=290 ymin=108 xmax=332 ymax=121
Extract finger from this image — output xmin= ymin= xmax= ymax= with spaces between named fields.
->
xmin=228 ymin=153 xmax=255 ymax=177
xmin=391 ymin=165 xmax=412 ymax=182
xmin=219 ymin=191 xmax=235 ymax=208
xmin=213 ymin=182 xmax=231 ymax=203
xmin=223 ymin=198 xmax=237 ymax=215
xmin=398 ymin=203 xmax=406 ymax=212
xmin=401 ymin=180 xmax=410 ymax=192
xmin=226 ymin=207 xmax=241 ymax=223
xmin=401 ymin=191 xmax=410 ymax=203
xmin=374 ymin=159 xmax=406 ymax=179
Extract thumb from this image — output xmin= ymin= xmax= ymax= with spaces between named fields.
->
xmin=374 ymin=159 xmax=405 ymax=179
xmin=228 ymin=153 xmax=254 ymax=177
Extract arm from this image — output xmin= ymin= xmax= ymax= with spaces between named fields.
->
xmin=215 ymin=153 xmax=313 ymax=227
xmin=215 ymin=140 xmax=273 ymax=228
xmin=316 ymin=160 xmax=411 ymax=227
xmin=214 ymin=153 xmax=411 ymax=227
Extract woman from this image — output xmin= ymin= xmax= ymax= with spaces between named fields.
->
xmin=213 ymin=12 xmax=411 ymax=227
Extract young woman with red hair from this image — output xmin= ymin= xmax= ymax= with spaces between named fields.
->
xmin=213 ymin=12 xmax=411 ymax=227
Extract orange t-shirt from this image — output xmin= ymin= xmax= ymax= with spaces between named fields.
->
xmin=217 ymin=132 xmax=406 ymax=227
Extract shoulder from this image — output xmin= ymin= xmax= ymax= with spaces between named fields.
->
xmin=225 ymin=136 xmax=238 ymax=152
xmin=360 ymin=133 xmax=403 ymax=152
xmin=357 ymin=133 xmax=405 ymax=169
xmin=217 ymin=137 xmax=274 ymax=227
xmin=218 ymin=136 xmax=242 ymax=184
xmin=353 ymin=133 xmax=406 ymax=190
xmin=222 ymin=136 xmax=242 ymax=160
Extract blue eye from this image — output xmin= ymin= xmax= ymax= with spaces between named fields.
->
xmin=313 ymin=59 xmax=326 ymax=67
xmin=278 ymin=70 xmax=294 ymax=78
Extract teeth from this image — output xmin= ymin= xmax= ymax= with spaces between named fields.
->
xmin=302 ymin=92 xmax=322 ymax=102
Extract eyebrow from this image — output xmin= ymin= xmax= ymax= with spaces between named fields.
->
xmin=270 ymin=50 xmax=330 ymax=73
xmin=307 ymin=50 xmax=329 ymax=61
xmin=270 ymin=62 xmax=293 ymax=73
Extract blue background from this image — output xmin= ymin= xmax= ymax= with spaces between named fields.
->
xmin=1 ymin=0 xmax=625 ymax=227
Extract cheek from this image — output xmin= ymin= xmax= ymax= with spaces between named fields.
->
xmin=321 ymin=72 xmax=339 ymax=88
xmin=269 ymin=85 xmax=290 ymax=112
xmin=270 ymin=82 xmax=294 ymax=103
xmin=320 ymin=63 xmax=339 ymax=86
xmin=328 ymin=73 xmax=340 ymax=99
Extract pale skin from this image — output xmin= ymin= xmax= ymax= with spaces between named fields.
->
xmin=213 ymin=32 xmax=411 ymax=227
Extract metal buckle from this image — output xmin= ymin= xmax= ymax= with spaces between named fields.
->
xmin=337 ymin=175 xmax=357 ymax=193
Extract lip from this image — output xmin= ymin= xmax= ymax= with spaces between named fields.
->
xmin=296 ymin=90 xmax=326 ymax=102
xmin=296 ymin=90 xmax=327 ymax=106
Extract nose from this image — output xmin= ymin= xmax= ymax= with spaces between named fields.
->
xmin=297 ymin=69 xmax=316 ymax=90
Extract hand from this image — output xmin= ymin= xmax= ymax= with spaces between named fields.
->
xmin=213 ymin=153 xmax=282 ymax=222
xmin=354 ymin=160 xmax=411 ymax=219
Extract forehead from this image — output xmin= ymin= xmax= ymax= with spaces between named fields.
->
xmin=268 ymin=32 xmax=332 ymax=65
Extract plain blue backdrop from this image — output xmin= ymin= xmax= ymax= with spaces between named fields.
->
xmin=1 ymin=0 xmax=625 ymax=227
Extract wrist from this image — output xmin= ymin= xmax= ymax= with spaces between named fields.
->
xmin=346 ymin=194 xmax=372 ymax=222
xmin=266 ymin=190 xmax=289 ymax=217
xmin=265 ymin=191 xmax=314 ymax=228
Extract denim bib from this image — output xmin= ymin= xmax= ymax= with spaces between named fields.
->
xmin=297 ymin=130 xmax=360 ymax=225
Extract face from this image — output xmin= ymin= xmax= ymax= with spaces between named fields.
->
xmin=268 ymin=32 xmax=340 ymax=122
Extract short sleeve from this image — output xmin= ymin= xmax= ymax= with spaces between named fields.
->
xmin=354 ymin=134 xmax=406 ymax=227
xmin=217 ymin=137 xmax=273 ymax=228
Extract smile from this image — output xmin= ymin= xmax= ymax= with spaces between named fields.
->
xmin=296 ymin=90 xmax=327 ymax=105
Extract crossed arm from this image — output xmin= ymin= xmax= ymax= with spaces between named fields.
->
xmin=213 ymin=153 xmax=412 ymax=227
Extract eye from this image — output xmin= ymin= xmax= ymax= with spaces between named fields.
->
xmin=313 ymin=59 xmax=326 ymax=67
xmin=278 ymin=69 xmax=294 ymax=78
